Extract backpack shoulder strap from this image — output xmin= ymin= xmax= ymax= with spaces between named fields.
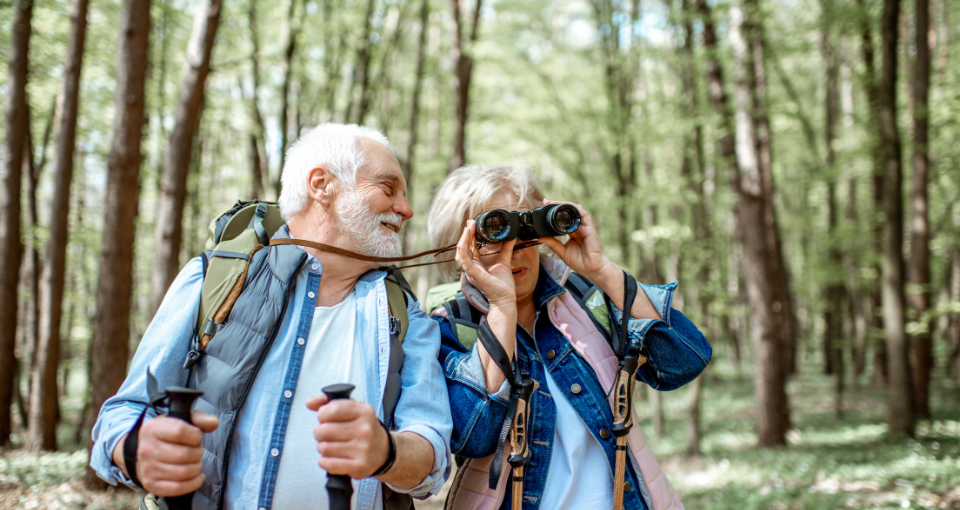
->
xmin=385 ymin=279 xmax=409 ymax=343
xmin=563 ymin=272 xmax=614 ymax=341
xmin=441 ymin=293 xmax=482 ymax=350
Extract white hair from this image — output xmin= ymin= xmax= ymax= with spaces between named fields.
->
xmin=427 ymin=165 xmax=545 ymax=281
xmin=278 ymin=123 xmax=393 ymax=220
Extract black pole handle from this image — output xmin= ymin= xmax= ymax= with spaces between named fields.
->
xmin=323 ymin=384 xmax=355 ymax=510
xmin=163 ymin=387 xmax=204 ymax=510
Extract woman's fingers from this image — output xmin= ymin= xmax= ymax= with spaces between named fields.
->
xmin=497 ymin=238 xmax=517 ymax=267
xmin=539 ymin=236 xmax=564 ymax=256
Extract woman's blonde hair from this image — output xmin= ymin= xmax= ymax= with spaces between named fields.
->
xmin=427 ymin=164 xmax=545 ymax=281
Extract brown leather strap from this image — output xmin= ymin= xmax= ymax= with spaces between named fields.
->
xmin=269 ymin=238 xmax=541 ymax=268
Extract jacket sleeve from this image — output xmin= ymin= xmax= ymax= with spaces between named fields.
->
xmin=608 ymin=281 xmax=712 ymax=391
xmin=89 ymin=257 xmax=205 ymax=489
xmin=435 ymin=317 xmax=511 ymax=459
xmin=386 ymin=301 xmax=454 ymax=498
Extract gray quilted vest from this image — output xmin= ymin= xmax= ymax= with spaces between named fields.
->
xmin=189 ymin=237 xmax=307 ymax=509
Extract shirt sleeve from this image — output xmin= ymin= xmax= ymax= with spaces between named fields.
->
xmin=89 ymin=257 xmax=205 ymax=488
xmin=386 ymin=300 xmax=454 ymax=498
xmin=608 ymin=281 xmax=713 ymax=391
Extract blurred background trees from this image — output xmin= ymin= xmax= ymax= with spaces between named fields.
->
xmin=1 ymin=0 xmax=960 ymax=505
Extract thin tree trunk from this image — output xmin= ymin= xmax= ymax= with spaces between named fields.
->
xmin=730 ymin=0 xmax=790 ymax=447
xmin=276 ymin=0 xmax=300 ymax=195
xmin=877 ymin=0 xmax=915 ymax=436
xmin=909 ymin=0 xmax=932 ymax=420
xmin=0 ymin=0 xmax=32 ymax=446
xmin=822 ymin=0 xmax=846 ymax=416
xmin=150 ymin=0 xmax=222 ymax=316
xmin=450 ymin=0 xmax=483 ymax=170
xmin=857 ymin=0 xmax=889 ymax=388
xmin=85 ymin=0 xmax=151 ymax=489
xmin=401 ymin=0 xmax=430 ymax=251
xmin=950 ymin=246 xmax=960 ymax=384
xmin=246 ymin=0 xmax=268 ymax=200
xmin=344 ymin=0 xmax=376 ymax=125
xmin=27 ymin=0 xmax=89 ymax=452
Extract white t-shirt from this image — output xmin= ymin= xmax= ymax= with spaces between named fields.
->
xmin=538 ymin=368 xmax=615 ymax=509
xmin=273 ymin=291 xmax=365 ymax=509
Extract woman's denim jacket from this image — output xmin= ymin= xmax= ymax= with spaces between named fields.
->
xmin=433 ymin=256 xmax=712 ymax=509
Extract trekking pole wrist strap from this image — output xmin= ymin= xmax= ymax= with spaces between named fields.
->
xmin=122 ymin=408 xmax=148 ymax=489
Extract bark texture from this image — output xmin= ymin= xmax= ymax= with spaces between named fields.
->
xmin=730 ymin=0 xmax=790 ymax=447
xmin=877 ymin=0 xmax=915 ymax=435
xmin=151 ymin=0 xmax=222 ymax=316
xmin=27 ymin=0 xmax=90 ymax=452
xmin=0 ymin=0 xmax=32 ymax=446
xmin=85 ymin=0 xmax=151 ymax=489
xmin=246 ymin=0 xmax=268 ymax=200
xmin=277 ymin=0 xmax=300 ymax=192
xmin=909 ymin=0 xmax=932 ymax=420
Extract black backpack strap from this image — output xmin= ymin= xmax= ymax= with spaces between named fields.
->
xmin=616 ymin=272 xmax=639 ymax=359
xmin=385 ymin=267 xmax=417 ymax=304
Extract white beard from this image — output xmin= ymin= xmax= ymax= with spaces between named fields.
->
xmin=336 ymin=190 xmax=404 ymax=263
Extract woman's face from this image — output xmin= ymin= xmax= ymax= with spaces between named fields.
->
xmin=475 ymin=194 xmax=541 ymax=306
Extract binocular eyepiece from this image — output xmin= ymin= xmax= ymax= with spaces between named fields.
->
xmin=474 ymin=204 xmax=581 ymax=245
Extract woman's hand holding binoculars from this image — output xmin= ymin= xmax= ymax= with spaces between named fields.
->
xmin=537 ymin=200 xmax=619 ymax=288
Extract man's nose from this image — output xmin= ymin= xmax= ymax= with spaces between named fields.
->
xmin=394 ymin=195 xmax=413 ymax=220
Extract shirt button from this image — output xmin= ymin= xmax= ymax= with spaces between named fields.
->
xmin=546 ymin=349 xmax=556 ymax=360
xmin=312 ymin=263 xmax=319 ymax=270
xmin=623 ymin=481 xmax=631 ymax=492
xmin=297 ymin=337 xmax=305 ymax=345
xmin=308 ymin=291 xmax=316 ymax=299
xmin=284 ymin=390 xmax=293 ymax=398
xmin=571 ymin=383 xmax=582 ymax=394
xmin=270 ymin=448 xmax=279 ymax=457
xmin=600 ymin=428 xmax=610 ymax=439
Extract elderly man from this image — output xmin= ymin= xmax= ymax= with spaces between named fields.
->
xmin=90 ymin=124 xmax=452 ymax=510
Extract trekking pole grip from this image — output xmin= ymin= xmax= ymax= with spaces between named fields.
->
xmin=163 ymin=387 xmax=204 ymax=510
xmin=323 ymin=384 xmax=356 ymax=510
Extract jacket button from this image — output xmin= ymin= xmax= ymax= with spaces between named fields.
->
xmin=600 ymin=429 xmax=610 ymax=439
xmin=546 ymin=349 xmax=556 ymax=360
xmin=623 ymin=481 xmax=631 ymax=492
xmin=570 ymin=383 xmax=581 ymax=394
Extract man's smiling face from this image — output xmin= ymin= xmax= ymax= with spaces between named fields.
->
xmin=334 ymin=138 xmax=413 ymax=260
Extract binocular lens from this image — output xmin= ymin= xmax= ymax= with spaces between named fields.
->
xmin=476 ymin=209 xmax=513 ymax=243
xmin=548 ymin=205 xmax=581 ymax=235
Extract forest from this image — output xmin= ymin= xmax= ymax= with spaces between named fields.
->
xmin=1 ymin=0 xmax=959 ymax=507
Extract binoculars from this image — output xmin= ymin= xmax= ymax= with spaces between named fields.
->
xmin=474 ymin=204 xmax=581 ymax=245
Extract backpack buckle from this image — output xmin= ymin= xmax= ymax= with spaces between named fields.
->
xmin=389 ymin=317 xmax=401 ymax=338
xmin=203 ymin=319 xmax=223 ymax=338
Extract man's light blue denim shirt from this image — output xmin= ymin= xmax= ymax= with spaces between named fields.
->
xmin=91 ymin=240 xmax=453 ymax=509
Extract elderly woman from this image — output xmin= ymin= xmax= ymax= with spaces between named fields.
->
xmin=426 ymin=165 xmax=711 ymax=510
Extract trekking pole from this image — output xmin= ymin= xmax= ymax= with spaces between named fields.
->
xmin=323 ymin=384 xmax=356 ymax=510
xmin=507 ymin=378 xmax=535 ymax=510
xmin=162 ymin=387 xmax=205 ymax=510
xmin=611 ymin=354 xmax=640 ymax=510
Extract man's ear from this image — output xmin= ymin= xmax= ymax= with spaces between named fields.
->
xmin=306 ymin=166 xmax=336 ymax=208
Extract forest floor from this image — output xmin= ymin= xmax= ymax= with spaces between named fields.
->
xmin=1 ymin=358 xmax=958 ymax=510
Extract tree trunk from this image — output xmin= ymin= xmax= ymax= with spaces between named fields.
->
xmin=344 ymin=0 xmax=376 ymax=125
xmin=276 ymin=0 xmax=300 ymax=194
xmin=950 ymin=247 xmax=960 ymax=384
xmin=450 ymin=0 xmax=483 ymax=170
xmin=877 ymin=0 xmax=915 ymax=436
xmin=856 ymin=0 xmax=889 ymax=388
xmin=85 ymin=0 xmax=151 ymax=489
xmin=246 ymin=0 xmax=268 ymax=200
xmin=909 ymin=0 xmax=932 ymax=420
xmin=150 ymin=0 xmax=222 ymax=316
xmin=27 ymin=0 xmax=90 ymax=452
xmin=0 ymin=0 xmax=33 ymax=446
xmin=822 ymin=0 xmax=846 ymax=416
xmin=730 ymin=0 xmax=790 ymax=447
